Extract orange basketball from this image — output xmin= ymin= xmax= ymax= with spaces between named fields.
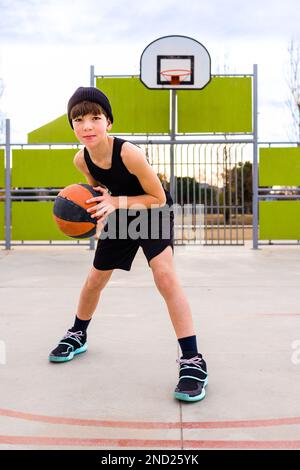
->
xmin=53 ymin=183 xmax=99 ymax=239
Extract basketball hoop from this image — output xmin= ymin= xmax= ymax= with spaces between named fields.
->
xmin=140 ymin=36 xmax=211 ymax=89
xmin=160 ymin=69 xmax=192 ymax=86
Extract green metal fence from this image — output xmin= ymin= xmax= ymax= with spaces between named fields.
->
xmin=257 ymin=146 xmax=300 ymax=245
xmin=1 ymin=139 xmax=251 ymax=248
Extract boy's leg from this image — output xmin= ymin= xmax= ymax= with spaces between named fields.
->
xmin=49 ymin=267 xmax=113 ymax=362
xmin=77 ymin=266 xmax=114 ymax=320
xmin=149 ymin=246 xmax=195 ymax=338
xmin=149 ymin=246 xmax=208 ymax=402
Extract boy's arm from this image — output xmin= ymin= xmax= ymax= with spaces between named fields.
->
xmin=117 ymin=142 xmax=167 ymax=209
xmin=73 ymin=150 xmax=99 ymax=187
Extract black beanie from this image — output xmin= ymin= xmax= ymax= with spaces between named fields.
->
xmin=67 ymin=86 xmax=114 ymax=128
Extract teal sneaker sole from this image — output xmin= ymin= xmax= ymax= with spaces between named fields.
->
xmin=174 ymin=377 xmax=208 ymax=402
xmin=49 ymin=343 xmax=88 ymax=363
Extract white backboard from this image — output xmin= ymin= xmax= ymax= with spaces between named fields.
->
xmin=140 ymin=35 xmax=211 ymax=90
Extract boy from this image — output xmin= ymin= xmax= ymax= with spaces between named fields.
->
xmin=49 ymin=86 xmax=208 ymax=402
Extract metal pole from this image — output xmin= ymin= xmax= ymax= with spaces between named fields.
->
xmin=5 ymin=119 xmax=11 ymax=250
xmin=90 ymin=65 xmax=95 ymax=87
xmin=89 ymin=65 xmax=95 ymax=251
xmin=170 ymin=90 xmax=176 ymax=201
xmin=252 ymin=64 xmax=259 ymax=249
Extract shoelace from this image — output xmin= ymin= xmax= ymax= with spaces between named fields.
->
xmin=177 ymin=355 xmax=207 ymax=382
xmin=63 ymin=330 xmax=84 ymax=344
xmin=176 ymin=356 xmax=203 ymax=367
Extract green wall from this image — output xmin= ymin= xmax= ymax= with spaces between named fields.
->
xmin=28 ymin=115 xmax=78 ymax=144
xmin=0 ymin=149 xmax=4 ymax=240
xmin=0 ymin=201 xmax=4 ymax=240
xmin=1 ymin=149 xmax=86 ymax=241
xmin=177 ymin=77 xmax=252 ymax=133
xmin=28 ymin=76 xmax=253 ymax=141
xmin=0 ymin=149 xmax=4 ymax=188
xmin=96 ymin=77 xmax=170 ymax=133
xmin=1 ymin=149 xmax=90 ymax=241
xmin=12 ymin=149 xmax=83 ymax=186
xmin=11 ymin=202 xmax=69 ymax=241
xmin=260 ymin=147 xmax=300 ymax=186
xmin=259 ymin=147 xmax=300 ymax=240
xmin=259 ymin=201 xmax=300 ymax=240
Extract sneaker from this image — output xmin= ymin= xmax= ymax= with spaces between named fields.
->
xmin=49 ymin=329 xmax=88 ymax=363
xmin=174 ymin=353 xmax=208 ymax=402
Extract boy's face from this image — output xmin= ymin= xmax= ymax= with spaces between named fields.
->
xmin=72 ymin=112 xmax=112 ymax=146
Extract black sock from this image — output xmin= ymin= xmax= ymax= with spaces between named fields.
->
xmin=71 ymin=315 xmax=91 ymax=333
xmin=178 ymin=335 xmax=198 ymax=358
xmin=177 ymin=335 xmax=202 ymax=392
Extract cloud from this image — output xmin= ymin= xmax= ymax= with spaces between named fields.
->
xmin=1 ymin=0 xmax=299 ymax=47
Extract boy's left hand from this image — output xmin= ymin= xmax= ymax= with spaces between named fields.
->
xmin=86 ymin=186 xmax=118 ymax=219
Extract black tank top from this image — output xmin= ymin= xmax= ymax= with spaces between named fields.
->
xmin=84 ymin=137 xmax=146 ymax=197
xmin=84 ymin=137 xmax=173 ymax=208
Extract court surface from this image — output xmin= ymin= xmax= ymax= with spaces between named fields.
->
xmin=0 ymin=242 xmax=300 ymax=450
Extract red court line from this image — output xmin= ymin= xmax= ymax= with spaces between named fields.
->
xmin=1 ymin=435 xmax=300 ymax=449
xmin=1 ymin=408 xmax=300 ymax=429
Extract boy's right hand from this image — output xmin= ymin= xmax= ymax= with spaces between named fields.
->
xmin=93 ymin=215 xmax=107 ymax=239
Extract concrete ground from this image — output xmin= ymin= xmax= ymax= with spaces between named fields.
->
xmin=1 ymin=241 xmax=300 ymax=450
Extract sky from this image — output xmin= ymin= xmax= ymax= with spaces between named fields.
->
xmin=0 ymin=0 xmax=299 ymax=143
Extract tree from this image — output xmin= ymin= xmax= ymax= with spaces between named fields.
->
xmin=173 ymin=176 xmax=218 ymax=207
xmin=286 ymin=39 xmax=300 ymax=144
xmin=221 ymin=160 xmax=253 ymax=221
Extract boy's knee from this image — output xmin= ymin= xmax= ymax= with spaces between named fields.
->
xmin=87 ymin=268 xmax=112 ymax=290
xmin=153 ymin=268 xmax=175 ymax=292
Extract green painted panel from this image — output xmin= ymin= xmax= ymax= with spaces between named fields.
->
xmin=28 ymin=78 xmax=170 ymax=140
xmin=259 ymin=201 xmax=300 ymax=239
xmin=12 ymin=149 xmax=85 ymax=186
xmin=177 ymin=77 xmax=252 ymax=133
xmin=28 ymin=115 xmax=78 ymax=144
xmin=0 ymin=149 xmax=4 ymax=188
xmin=27 ymin=77 xmax=252 ymax=140
xmin=0 ymin=202 xmax=4 ymax=240
xmin=12 ymin=202 xmax=69 ymax=240
xmin=259 ymin=147 xmax=300 ymax=186
xmin=96 ymin=77 xmax=170 ymax=133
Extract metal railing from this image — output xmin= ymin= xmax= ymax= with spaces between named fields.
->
xmin=144 ymin=140 xmax=252 ymax=245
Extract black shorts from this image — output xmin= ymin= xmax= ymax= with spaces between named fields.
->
xmin=93 ymin=194 xmax=174 ymax=271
